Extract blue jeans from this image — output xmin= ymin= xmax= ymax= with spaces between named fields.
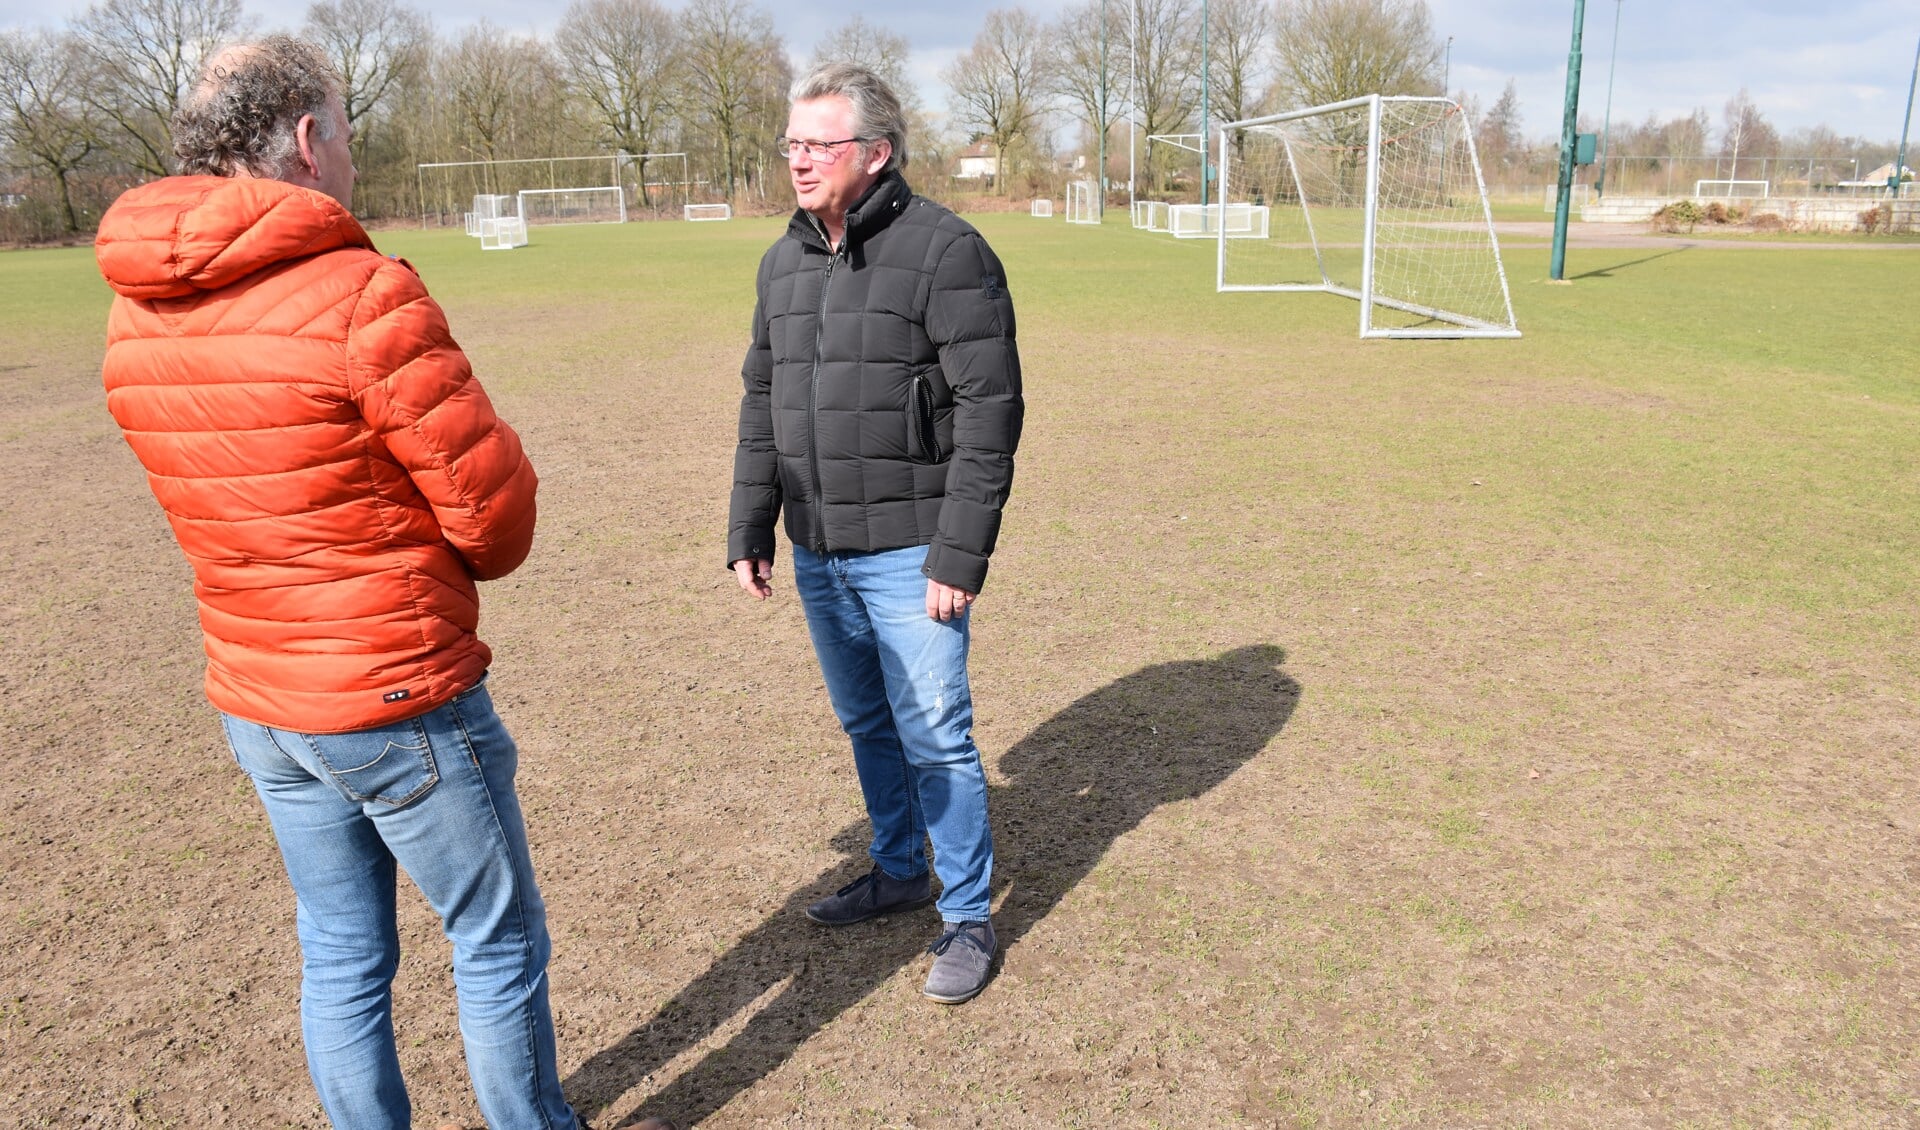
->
xmin=220 ymin=678 xmax=578 ymax=1130
xmin=791 ymin=543 xmax=995 ymax=922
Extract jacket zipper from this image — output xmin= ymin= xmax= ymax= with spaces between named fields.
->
xmin=808 ymin=242 xmax=838 ymax=553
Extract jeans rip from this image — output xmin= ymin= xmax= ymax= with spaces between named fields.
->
xmin=300 ymin=718 xmax=440 ymax=808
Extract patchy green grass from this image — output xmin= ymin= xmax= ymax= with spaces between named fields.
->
xmin=4 ymin=213 xmax=1919 ymax=1128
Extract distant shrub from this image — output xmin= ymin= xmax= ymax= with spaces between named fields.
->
xmin=1653 ymin=200 xmax=1704 ymax=233
xmin=1859 ymin=203 xmax=1893 ymax=234
xmin=1703 ymin=201 xmax=1729 ymax=224
xmin=1749 ymin=213 xmax=1786 ymax=233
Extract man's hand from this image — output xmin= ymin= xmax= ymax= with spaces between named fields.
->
xmin=733 ymin=558 xmax=774 ymax=600
xmin=926 ymin=579 xmax=976 ymax=622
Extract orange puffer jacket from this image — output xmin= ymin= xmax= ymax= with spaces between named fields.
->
xmin=97 ymin=175 xmax=537 ymax=733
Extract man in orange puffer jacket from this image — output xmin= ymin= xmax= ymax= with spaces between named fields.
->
xmin=93 ymin=36 xmax=658 ymax=1130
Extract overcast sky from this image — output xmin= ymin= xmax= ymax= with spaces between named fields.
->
xmin=5 ymin=0 xmax=1916 ymax=145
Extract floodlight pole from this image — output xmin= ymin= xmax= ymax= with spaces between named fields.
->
xmin=1199 ymin=0 xmax=1211 ymax=210
xmin=1595 ymin=0 xmax=1621 ymax=198
xmin=1443 ymin=36 xmax=1453 ymax=94
xmin=1550 ymin=0 xmax=1586 ymax=282
xmin=1099 ymin=0 xmax=1107 ymax=217
xmin=1894 ymin=34 xmax=1919 ymax=197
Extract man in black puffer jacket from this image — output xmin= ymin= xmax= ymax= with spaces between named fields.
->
xmin=728 ymin=62 xmax=1023 ymax=1005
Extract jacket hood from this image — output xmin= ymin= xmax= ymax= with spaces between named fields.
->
xmin=95 ymin=175 xmax=373 ymax=300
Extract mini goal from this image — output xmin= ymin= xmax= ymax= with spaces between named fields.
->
xmin=479 ymin=216 xmax=528 ymax=251
xmin=1542 ymin=183 xmax=1592 ymax=213
xmin=1030 ymin=199 xmax=1053 ymax=218
xmin=1693 ymin=179 xmax=1769 ymax=199
xmin=1218 ymin=94 xmax=1520 ymax=339
xmin=517 ymin=186 xmax=625 ymax=225
xmin=1131 ymin=200 xmax=1170 ymax=231
xmin=1066 ymin=180 xmax=1099 ymax=224
xmin=1168 ymin=202 xmax=1270 ymax=239
xmin=684 ymin=203 xmax=732 ymax=221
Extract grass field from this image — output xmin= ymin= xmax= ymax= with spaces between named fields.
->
xmin=3 ymin=210 xmax=1918 ymax=1128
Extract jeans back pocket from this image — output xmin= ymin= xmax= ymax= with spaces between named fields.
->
xmin=301 ymin=719 xmax=440 ymax=808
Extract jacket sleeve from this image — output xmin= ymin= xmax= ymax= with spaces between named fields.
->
xmin=923 ymin=231 xmax=1023 ymax=593
xmin=346 ymin=258 xmax=538 ymax=581
xmin=727 ymin=250 xmax=782 ymax=568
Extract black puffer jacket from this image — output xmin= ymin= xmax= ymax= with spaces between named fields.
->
xmin=728 ymin=171 xmax=1023 ymax=593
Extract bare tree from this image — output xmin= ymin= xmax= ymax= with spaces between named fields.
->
xmin=1125 ymin=0 xmax=1203 ymax=194
xmin=303 ymin=0 xmax=429 ymax=156
xmin=1208 ymin=0 xmax=1272 ymax=128
xmin=945 ymin=8 xmax=1050 ymax=194
xmin=1048 ymin=0 xmax=1124 ymax=168
xmin=1719 ymin=88 xmax=1778 ymax=180
xmin=442 ymin=23 xmax=558 ymax=162
xmin=74 ymin=0 xmax=248 ymax=176
xmin=1271 ymin=0 xmax=1439 ymax=110
xmin=0 ymin=30 xmax=102 ymax=231
xmin=680 ymin=0 xmax=782 ymax=201
xmin=810 ymin=16 xmax=919 ymax=115
xmin=555 ymin=0 xmax=681 ymax=204
xmin=1475 ymin=78 xmax=1523 ymax=175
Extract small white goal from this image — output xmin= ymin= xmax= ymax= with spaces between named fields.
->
xmin=1066 ymin=180 xmax=1099 ymax=224
xmin=1693 ymin=179 xmax=1769 ymax=199
xmin=1168 ymin=202 xmax=1270 ymax=239
xmin=1131 ymin=200 xmax=1169 ymax=231
xmin=684 ymin=203 xmax=732 ymax=221
xmin=1030 ymin=199 xmax=1053 ymax=218
xmin=479 ymin=216 xmax=528 ymax=251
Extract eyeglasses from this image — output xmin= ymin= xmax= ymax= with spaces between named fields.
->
xmin=774 ymin=135 xmax=863 ymax=163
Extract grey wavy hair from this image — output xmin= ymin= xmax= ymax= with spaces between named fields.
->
xmin=172 ymin=35 xmax=341 ymax=179
xmin=791 ymin=62 xmax=909 ymax=172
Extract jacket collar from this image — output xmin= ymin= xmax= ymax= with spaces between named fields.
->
xmin=787 ymin=170 xmax=913 ymax=253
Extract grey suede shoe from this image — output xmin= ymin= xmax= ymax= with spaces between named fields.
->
xmin=805 ymin=866 xmax=934 ymax=926
xmin=922 ymin=919 xmax=996 ymax=1004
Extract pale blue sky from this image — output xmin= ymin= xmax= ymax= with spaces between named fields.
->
xmin=5 ymin=0 xmax=1916 ymax=143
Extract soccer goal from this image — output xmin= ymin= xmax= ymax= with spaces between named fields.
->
xmin=1694 ymin=179 xmax=1769 ymax=199
xmin=479 ymin=216 xmax=528 ymax=251
xmin=1168 ymin=202 xmax=1270 ymax=239
xmin=1218 ymin=95 xmax=1520 ymax=339
xmin=1030 ymin=199 xmax=1053 ymax=218
xmin=518 ymin=186 xmax=625 ymax=226
xmin=684 ymin=203 xmax=732 ymax=221
xmin=1131 ymin=200 xmax=1170 ymax=231
xmin=1066 ymin=180 xmax=1100 ymax=224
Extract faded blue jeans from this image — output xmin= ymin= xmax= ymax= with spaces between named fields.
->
xmin=791 ymin=543 xmax=995 ymax=922
xmin=220 ymin=678 xmax=579 ymax=1130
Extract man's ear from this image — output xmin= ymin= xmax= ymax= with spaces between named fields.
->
xmin=864 ymin=139 xmax=892 ymax=177
xmin=294 ymin=113 xmax=323 ymax=180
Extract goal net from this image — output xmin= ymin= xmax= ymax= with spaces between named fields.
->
xmin=518 ymin=186 xmax=625 ymax=225
xmin=1168 ymin=202 xmax=1270 ymax=239
xmin=684 ymin=203 xmax=732 ymax=221
xmin=479 ymin=216 xmax=528 ymax=250
xmin=1131 ymin=200 xmax=1169 ymax=231
xmin=1066 ymin=180 xmax=1099 ymax=224
xmin=1218 ymin=95 xmax=1519 ymax=339
xmin=1031 ymin=199 xmax=1053 ymax=217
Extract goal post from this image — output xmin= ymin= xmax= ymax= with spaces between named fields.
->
xmin=1217 ymin=94 xmax=1520 ymax=339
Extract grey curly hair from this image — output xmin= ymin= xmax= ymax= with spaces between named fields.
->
xmin=172 ymin=35 xmax=341 ymax=179
xmin=791 ymin=62 xmax=909 ymax=172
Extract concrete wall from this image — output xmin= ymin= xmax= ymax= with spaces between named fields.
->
xmin=1579 ymin=195 xmax=1918 ymax=233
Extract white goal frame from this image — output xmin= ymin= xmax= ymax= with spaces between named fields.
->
xmin=1030 ymin=199 xmax=1053 ymax=217
xmin=1542 ymin=183 xmax=1591 ymax=213
xmin=1168 ymin=202 xmax=1270 ymax=239
xmin=517 ymin=186 xmax=625 ymax=226
xmin=479 ymin=216 xmax=528 ymax=250
xmin=1131 ymin=200 xmax=1170 ymax=231
xmin=684 ymin=203 xmax=732 ymax=221
xmin=1066 ymin=180 xmax=1100 ymax=224
xmin=1693 ymin=179 xmax=1769 ymax=199
xmin=1217 ymin=95 xmax=1520 ymax=339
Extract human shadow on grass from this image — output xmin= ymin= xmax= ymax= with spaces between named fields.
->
xmin=565 ymin=644 xmax=1301 ymax=1126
